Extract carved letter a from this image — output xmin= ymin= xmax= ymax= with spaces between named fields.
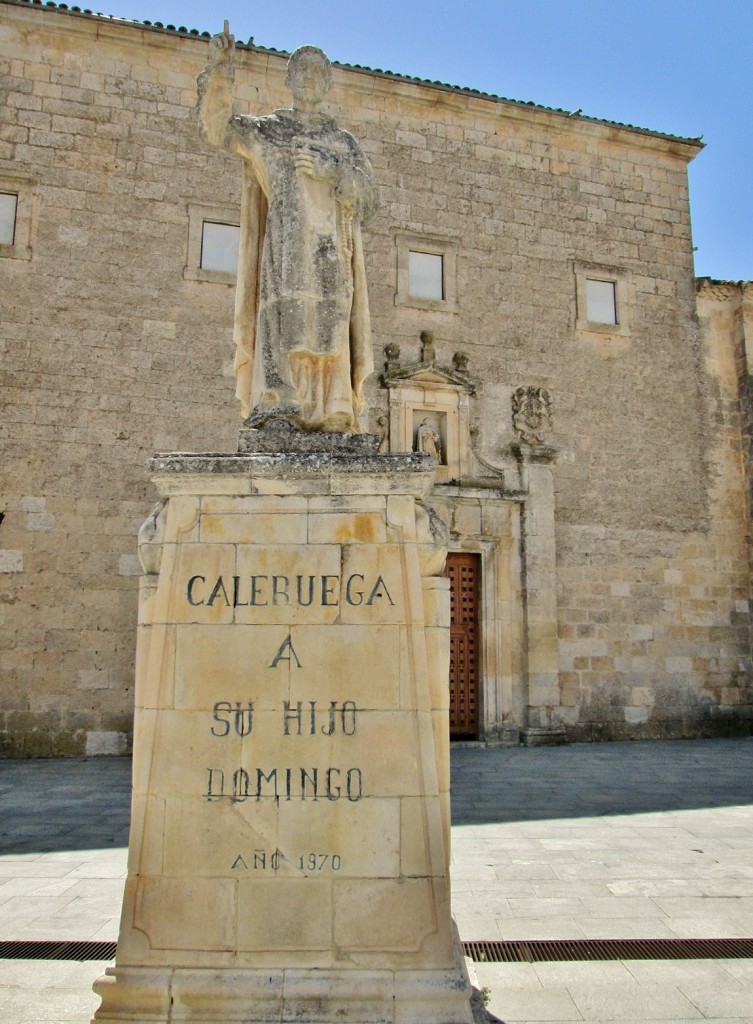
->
xmin=270 ymin=634 xmax=302 ymax=669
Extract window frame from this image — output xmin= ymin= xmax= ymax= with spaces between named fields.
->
xmin=395 ymin=232 xmax=458 ymax=313
xmin=0 ymin=175 xmax=37 ymax=262
xmin=184 ymin=204 xmax=241 ymax=285
xmin=574 ymin=262 xmax=630 ymax=338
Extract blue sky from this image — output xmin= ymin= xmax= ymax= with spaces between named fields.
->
xmin=97 ymin=0 xmax=752 ymax=280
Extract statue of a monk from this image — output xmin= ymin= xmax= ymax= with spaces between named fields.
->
xmin=197 ymin=27 xmax=379 ymax=433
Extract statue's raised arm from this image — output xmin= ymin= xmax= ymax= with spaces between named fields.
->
xmin=196 ymin=31 xmax=379 ymax=433
xmin=196 ymin=22 xmax=237 ymax=149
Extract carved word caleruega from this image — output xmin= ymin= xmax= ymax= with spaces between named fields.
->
xmin=186 ymin=571 xmax=394 ymax=608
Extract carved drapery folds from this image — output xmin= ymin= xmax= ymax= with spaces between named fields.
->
xmin=196 ymin=38 xmax=378 ymax=433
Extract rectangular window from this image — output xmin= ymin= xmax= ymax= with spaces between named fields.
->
xmin=586 ymin=278 xmax=617 ymax=325
xmin=574 ymin=262 xmax=629 ymax=340
xmin=0 ymin=193 xmax=18 ymax=246
xmin=396 ymin=233 xmax=457 ymax=312
xmin=409 ymin=251 xmax=444 ymax=301
xmin=200 ymin=221 xmax=240 ymax=274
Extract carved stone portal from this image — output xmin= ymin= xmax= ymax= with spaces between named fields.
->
xmin=383 ymin=337 xmax=476 ymax=483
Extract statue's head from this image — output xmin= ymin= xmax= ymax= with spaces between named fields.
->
xmin=286 ymin=45 xmax=332 ymax=107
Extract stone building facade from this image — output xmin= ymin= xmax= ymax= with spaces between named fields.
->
xmin=1 ymin=0 xmax=751 ymax=754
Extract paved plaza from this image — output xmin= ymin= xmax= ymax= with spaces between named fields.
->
xmin=1 ymin=738 xmax=752 ymax=1022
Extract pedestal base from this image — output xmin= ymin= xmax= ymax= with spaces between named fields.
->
xmin=95 ymin=944 xmax=472 ymax=1024
xmin=93 ymin=443 xmax=472 ymax=1024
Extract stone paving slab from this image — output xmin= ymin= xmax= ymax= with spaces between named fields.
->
xmin=475 ymin=960 xmax=753 ymax=1022
xmin=1 ymin=739 xmax=752 ymax=1023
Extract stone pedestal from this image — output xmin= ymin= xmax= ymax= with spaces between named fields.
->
xmin=93 ymin=435 xmax=472 ymax=1024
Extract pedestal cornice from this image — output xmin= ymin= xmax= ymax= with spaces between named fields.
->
xmin=148 ymin=451 xmax=436 ymax=499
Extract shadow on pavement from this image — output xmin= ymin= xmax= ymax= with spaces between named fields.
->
xmin=450 ymin=738 xmax=753 ymax=825
xmin=2 ymin=738 xmax=753 ymax=852
xmin=0 ymin=757 xmax=132 ymax=854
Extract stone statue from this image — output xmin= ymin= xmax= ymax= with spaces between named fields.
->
xmin=416 ymin=418 xmax=442 ymax=463
xmin=197 ymin=25 xmax=379 ymax=432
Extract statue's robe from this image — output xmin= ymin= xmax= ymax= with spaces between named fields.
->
xmin=198 ymin=75 xmax=378 ymax=431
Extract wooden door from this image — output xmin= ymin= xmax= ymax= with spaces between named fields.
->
xmin=444 ymin=553 xmax=480 ymax=739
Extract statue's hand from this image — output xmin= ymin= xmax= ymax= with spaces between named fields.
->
xmin=208 ymin=20 xmax=236 ymax=64
xmin=294 ymin=150 xmax=339 ymax=183
xmin=294 ymin=151 xmax=316 ymax=178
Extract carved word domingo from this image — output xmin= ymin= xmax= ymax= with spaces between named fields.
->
xmin=186 ymin=573 xmax=395 ymax=608
xmin=205 ymin=766 xmax=363 ymax=802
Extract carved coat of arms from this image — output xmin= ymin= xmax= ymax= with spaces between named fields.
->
xmin=511 ymin=386 xmax=552 ymax=445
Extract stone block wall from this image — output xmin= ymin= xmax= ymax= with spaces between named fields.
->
xmin=0 ymin=0 xmax=750 ymax=752
xmin=550 ymin=279 xmax=752 ymax=740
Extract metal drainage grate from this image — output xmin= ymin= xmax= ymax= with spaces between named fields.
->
xmin=463 ymin=938 xmax=753 ymax=963
xmin=4 ymin=937 xmax=753 ymax=964
xmin=0 ymin=940 xmax=117 ymax=962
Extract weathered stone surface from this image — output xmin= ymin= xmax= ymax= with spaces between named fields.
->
xmin=238 ymin=421 xmax=381 ymax=454
xmin=148 ymin=450 xmax=435 ymax=488
xmin=197 ymin=33 xmax=378 ymax=432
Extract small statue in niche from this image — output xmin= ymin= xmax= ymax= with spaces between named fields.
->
xmin=511 ymin=386 xmax=553 ymax=445
xmin=416 ymin=417 xmax=442 ymax=463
